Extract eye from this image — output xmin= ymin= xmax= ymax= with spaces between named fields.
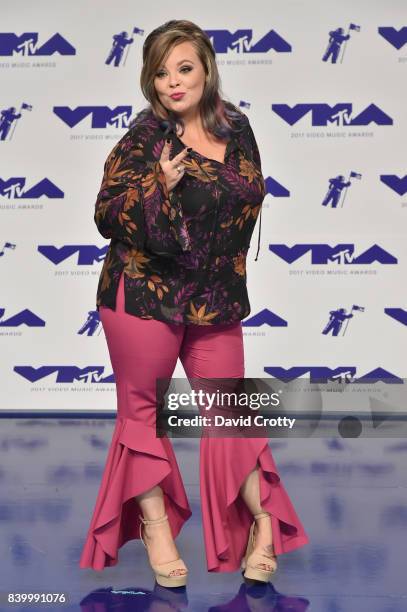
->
xmin=155 ymin=66 xmax=192 ymax=78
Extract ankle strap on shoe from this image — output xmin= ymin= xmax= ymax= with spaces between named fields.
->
xmin=139 ymin=513 xmax=169 ymax=526
xmin=253 ymin=511 xmax=271 ymax=521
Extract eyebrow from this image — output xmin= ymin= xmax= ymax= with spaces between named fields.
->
xmin=159 ymin=59 xmax=194 ymax=69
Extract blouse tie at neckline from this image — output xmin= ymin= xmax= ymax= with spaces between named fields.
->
xmin=254 ymin=207 xmax=262 ymax=261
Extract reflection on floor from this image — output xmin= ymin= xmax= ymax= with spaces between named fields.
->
xmin=0 ymin=418 xmax=406 ymax=611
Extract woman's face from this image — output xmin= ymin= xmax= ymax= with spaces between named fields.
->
xmin=153 ymin=40 xmax=206 ymax=118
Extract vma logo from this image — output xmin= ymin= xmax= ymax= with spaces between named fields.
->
xmin=0 ymin=178 xmax=64 ymax=199
xmin=243 ymin=308 xmax=288 ymax=327
xmin=14 ymin=366 xmax=114 ymax=383
xmin=269 ymin=244 xmax=397 ymax=265
xmin=385 ymin=308 xmax=407 ymax=326
xmin=53 ymin=106 xmax=132 ymax=129
xmin=378 ymin=27 xmax=407 ymax=50
xmin=272 ymin=103 xmax=393 ymax=127
xmin=0 ymin=308 xmax=45 ymax=327
xmin=38 ymin=245 xmax=108 ymax=265
xmin=205 ymin=29 xmax=291 ymax=53
xmin=264 ymin=367 xmax=402 ymax=384
xmin=0 ymin=33 xmax=75 ymax=56
xmin=265 ymin=176 xmax=290 ymax=197
xmin=380 ymin=174 xmax=407 ymax=196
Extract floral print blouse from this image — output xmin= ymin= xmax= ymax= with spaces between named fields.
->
xmin=94 ymin=105 xmax=266 ymax=325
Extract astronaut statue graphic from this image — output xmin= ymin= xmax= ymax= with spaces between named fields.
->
xmin=78 ymin=310 xmax=101 ymax=336
xmin=0 ymin=242 xmax=16 ymax=257
xmin=0 ymin=103 xmax=32 ymax=141
xmin=322 ymin=305 xmax=364 ymax=336
xmin=105 ymin=31 xmax=133 ymax=66
xmin=105 ymin=28 xmax=144 ymax=67
xmin=322 ymin=171 xmax=361 ymax=208
xmin=0 ymin=107 xmax=22 ymax=140
xmin=322 ymin=308 xmax=353 ymax=336
xmin=322 ymin=175 xmax=351 ymax=208
xmin=322 ymin=24 xmax=360 ymax=64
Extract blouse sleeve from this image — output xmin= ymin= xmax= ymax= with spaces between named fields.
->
xmin=93 ymin=131 xmax=146 ymax=248
xmin=93 ymin=129 xmax=191 ymax=256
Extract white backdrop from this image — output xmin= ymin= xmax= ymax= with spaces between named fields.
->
xmin=1 ymin=0 xmax=406 ymax=411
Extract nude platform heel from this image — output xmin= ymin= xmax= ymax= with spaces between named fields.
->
xmin=139 ymin=513 xmax=188 ymax=588
xmin=241 ymin=511 xmax=278 ymax=582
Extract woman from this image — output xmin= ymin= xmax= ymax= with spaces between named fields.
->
xmin=79 ymin=19 xmax=309 ymax=587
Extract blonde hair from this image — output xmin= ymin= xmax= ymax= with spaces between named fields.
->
xmin=137 ymin=19 xmax=244 ymax=138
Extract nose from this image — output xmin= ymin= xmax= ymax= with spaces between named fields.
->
xmin=168 ymin=73 xmax=181 ymax=88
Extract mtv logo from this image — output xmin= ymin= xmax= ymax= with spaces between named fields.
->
xmin=14 ymin=365 xmax=115 ymax=383
xmin=0 ymin=177 xmax=64 ymax=199
xmin=242 ymin=308 xmax=287 ymax=327
xmin=380 ymin=174 xmax=407 ymax=196
xmin=0 ymin=309 xmax=45 ymax=327
xmin=272 ymin=103 xmax=393 ymax=127
xmin=264 ymin=366 xmax=401 ymax=384
xmin=0 ymin=33 xmax=75 ymax=56
xmin=38 ymin=245 xmax=108 ymax=265
xmin=384 ymin=308 xmax=407 ymax=326
xmin=268 ymin=243 xmax=397 ymax=265
xmin=264 ymin=176 xmax=290 ymax=197
xmin=53 ymin=106 xmax=132 ymax=128
xmin=378 ymin=27 xmax=407 ymax=50
xmin=204 ymin=29 xmax=291 ymax=53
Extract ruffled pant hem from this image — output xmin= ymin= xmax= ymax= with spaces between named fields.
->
xmin=200 ymin=437 xmax=310 ymax=573
xmin=79 ymin=418 xmax=310 ymax=573
xmin=79 ymin=417 xmax=191 ymax=571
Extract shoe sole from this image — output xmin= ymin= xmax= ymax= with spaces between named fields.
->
xmin=155 ymin=573 xmax=188 ymax=588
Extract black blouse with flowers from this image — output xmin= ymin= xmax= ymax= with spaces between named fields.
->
xmin=94 ymin=105 xmax=265 ymax=325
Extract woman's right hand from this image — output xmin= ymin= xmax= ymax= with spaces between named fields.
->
xmin=159 ymin=140 xmax=190 ymax=193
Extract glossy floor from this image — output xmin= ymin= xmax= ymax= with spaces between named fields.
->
xmin=0 ymin=418 xmax=406 ymax=611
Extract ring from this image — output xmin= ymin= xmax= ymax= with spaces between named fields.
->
xmin=176 ymin=165 xmax=183 ymax=174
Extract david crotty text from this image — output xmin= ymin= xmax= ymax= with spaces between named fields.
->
xmin=167 ymin=415 xmax=296 ymax=429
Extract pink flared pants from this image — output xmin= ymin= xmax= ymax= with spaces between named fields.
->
xmin=79 ymin=272 xmax=309 ymax=572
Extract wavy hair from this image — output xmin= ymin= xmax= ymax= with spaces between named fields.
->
xmin=130 ymin=19 xmax=245 ymax=138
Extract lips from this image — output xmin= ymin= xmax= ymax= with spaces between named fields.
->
xmin=170 ymin=93 xmax=185 ymax=100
